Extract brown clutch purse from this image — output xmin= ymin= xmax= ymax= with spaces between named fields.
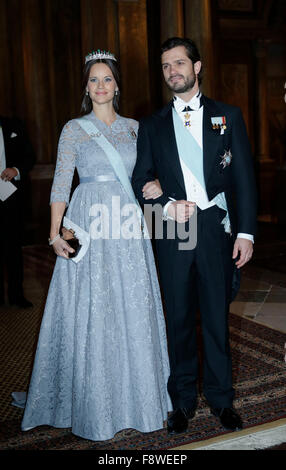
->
xmin=61 ymin=227 xmax=81 ymax=258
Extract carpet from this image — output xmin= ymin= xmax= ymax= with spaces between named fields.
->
xmin=0 ymin=305 xmax=286 ymax=450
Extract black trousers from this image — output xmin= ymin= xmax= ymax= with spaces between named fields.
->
xmin=156 ymin=205 xmax=235 ymax=409
xmin=0 ymin=194 xmax=24 ymax=303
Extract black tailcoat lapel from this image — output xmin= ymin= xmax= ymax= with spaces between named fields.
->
xmin=201 ymin=95 xmax=221 ymax=186
xmin=0 ymin=118 xmax=9 ymax=145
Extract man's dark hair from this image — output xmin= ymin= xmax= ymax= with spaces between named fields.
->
xmin=161 ymin=37 xmax=203 ymax=85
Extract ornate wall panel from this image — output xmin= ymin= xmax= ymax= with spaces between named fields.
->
xmin=221 ymin=64 xmax=250 ymax=130
xmin=218 ymin=0 xmax=254 ymax=12
xmin=80 ymin=0 xmax=118 ymax=59
xmin=117 ymin=0 xmax=151 ymax=118
xmin=0 ymin=0 xmax=285 ymax=236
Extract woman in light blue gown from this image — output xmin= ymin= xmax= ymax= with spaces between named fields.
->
xmin=21 ymin=51 xmax=171 ymax=441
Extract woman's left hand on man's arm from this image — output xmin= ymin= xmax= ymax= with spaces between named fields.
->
xmin=142 ymin=179 xmax=163 ymax=200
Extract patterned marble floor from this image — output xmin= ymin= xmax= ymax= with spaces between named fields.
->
xmin=230 ymin=221 xmax=286 ymax=335
xmin=230 ymin=272 xmax=286 ymax=334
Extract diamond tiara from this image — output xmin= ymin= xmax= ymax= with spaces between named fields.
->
xmin=85 ymin=50 xmax=117 ymax=64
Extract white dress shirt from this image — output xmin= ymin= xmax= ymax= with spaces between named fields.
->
xmin=163 ymin=93 xmax=253 ymax=243
xmin=0 ymin=126 xmax=20 ymax=180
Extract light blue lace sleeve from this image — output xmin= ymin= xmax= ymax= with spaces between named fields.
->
xmin=50 ymin=121 xmax=77 ymax=205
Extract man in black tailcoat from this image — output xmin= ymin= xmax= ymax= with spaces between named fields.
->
xmin=132 ymin=38 xmax=257 ymax=433
xmin=0 ymin=116 xmax=35 ymax=308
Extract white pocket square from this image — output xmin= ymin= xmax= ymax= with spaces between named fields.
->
xmin=10 ymin=132 xmax=17 ymax=138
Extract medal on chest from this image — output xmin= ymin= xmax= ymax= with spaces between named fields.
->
xmin=184 ymin=112 xmax=191 ymax=127
xmin=211 ymin=116 xmax=227 ymax=134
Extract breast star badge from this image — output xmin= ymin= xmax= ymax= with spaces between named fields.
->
xmin=220 ymin=149 xmax=232 ymax=169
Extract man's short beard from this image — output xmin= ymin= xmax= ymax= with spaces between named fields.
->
xmin=166 ymin=74 xmax=196 ymax=94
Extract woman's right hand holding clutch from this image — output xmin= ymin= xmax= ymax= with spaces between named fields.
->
xmin=49 ymin=202 xmax=75 ymax=259
xmin=51 ymin=236 xmax=75 ymax=259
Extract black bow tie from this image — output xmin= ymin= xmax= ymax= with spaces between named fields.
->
xmin=182 ymin=106 xmax=192 ymax=112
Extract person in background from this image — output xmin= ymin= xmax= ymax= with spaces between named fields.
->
xmin=0 ymin=116 xmax=35 ymax=308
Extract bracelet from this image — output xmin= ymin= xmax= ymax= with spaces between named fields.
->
xmin=48 ymin=234 xmax=61 ymax=246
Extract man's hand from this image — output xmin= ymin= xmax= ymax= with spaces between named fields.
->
xmin=1 ymin=167 xmax=18 ymax=181
xmin=167 ymin=200 xmax=196 ymax=223
xmin=142 ymin=179 xmax=163 ymax=200
xmin=232 ymin=238 xmax=253 ymax=269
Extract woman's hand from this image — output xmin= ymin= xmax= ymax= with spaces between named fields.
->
xmin=142 ymin=179 xmax=163 ymax=200
xmin=52 ymin=237 xmax=75 ymax=259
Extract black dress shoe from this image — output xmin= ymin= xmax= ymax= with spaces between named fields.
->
xmin=167 ymin=407 xmax=196 ymax=434
xmin=211 ymin=407 xmax=243 ymax=431
xmin=10 ymin=297 xmax=33 ymax=308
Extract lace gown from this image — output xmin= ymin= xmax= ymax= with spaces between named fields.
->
xmin=21 ymin=112 xmax=171 ymax=441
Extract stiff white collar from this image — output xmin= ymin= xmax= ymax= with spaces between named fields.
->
xmin=173 ymin=91 xmax=202 ymax=113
